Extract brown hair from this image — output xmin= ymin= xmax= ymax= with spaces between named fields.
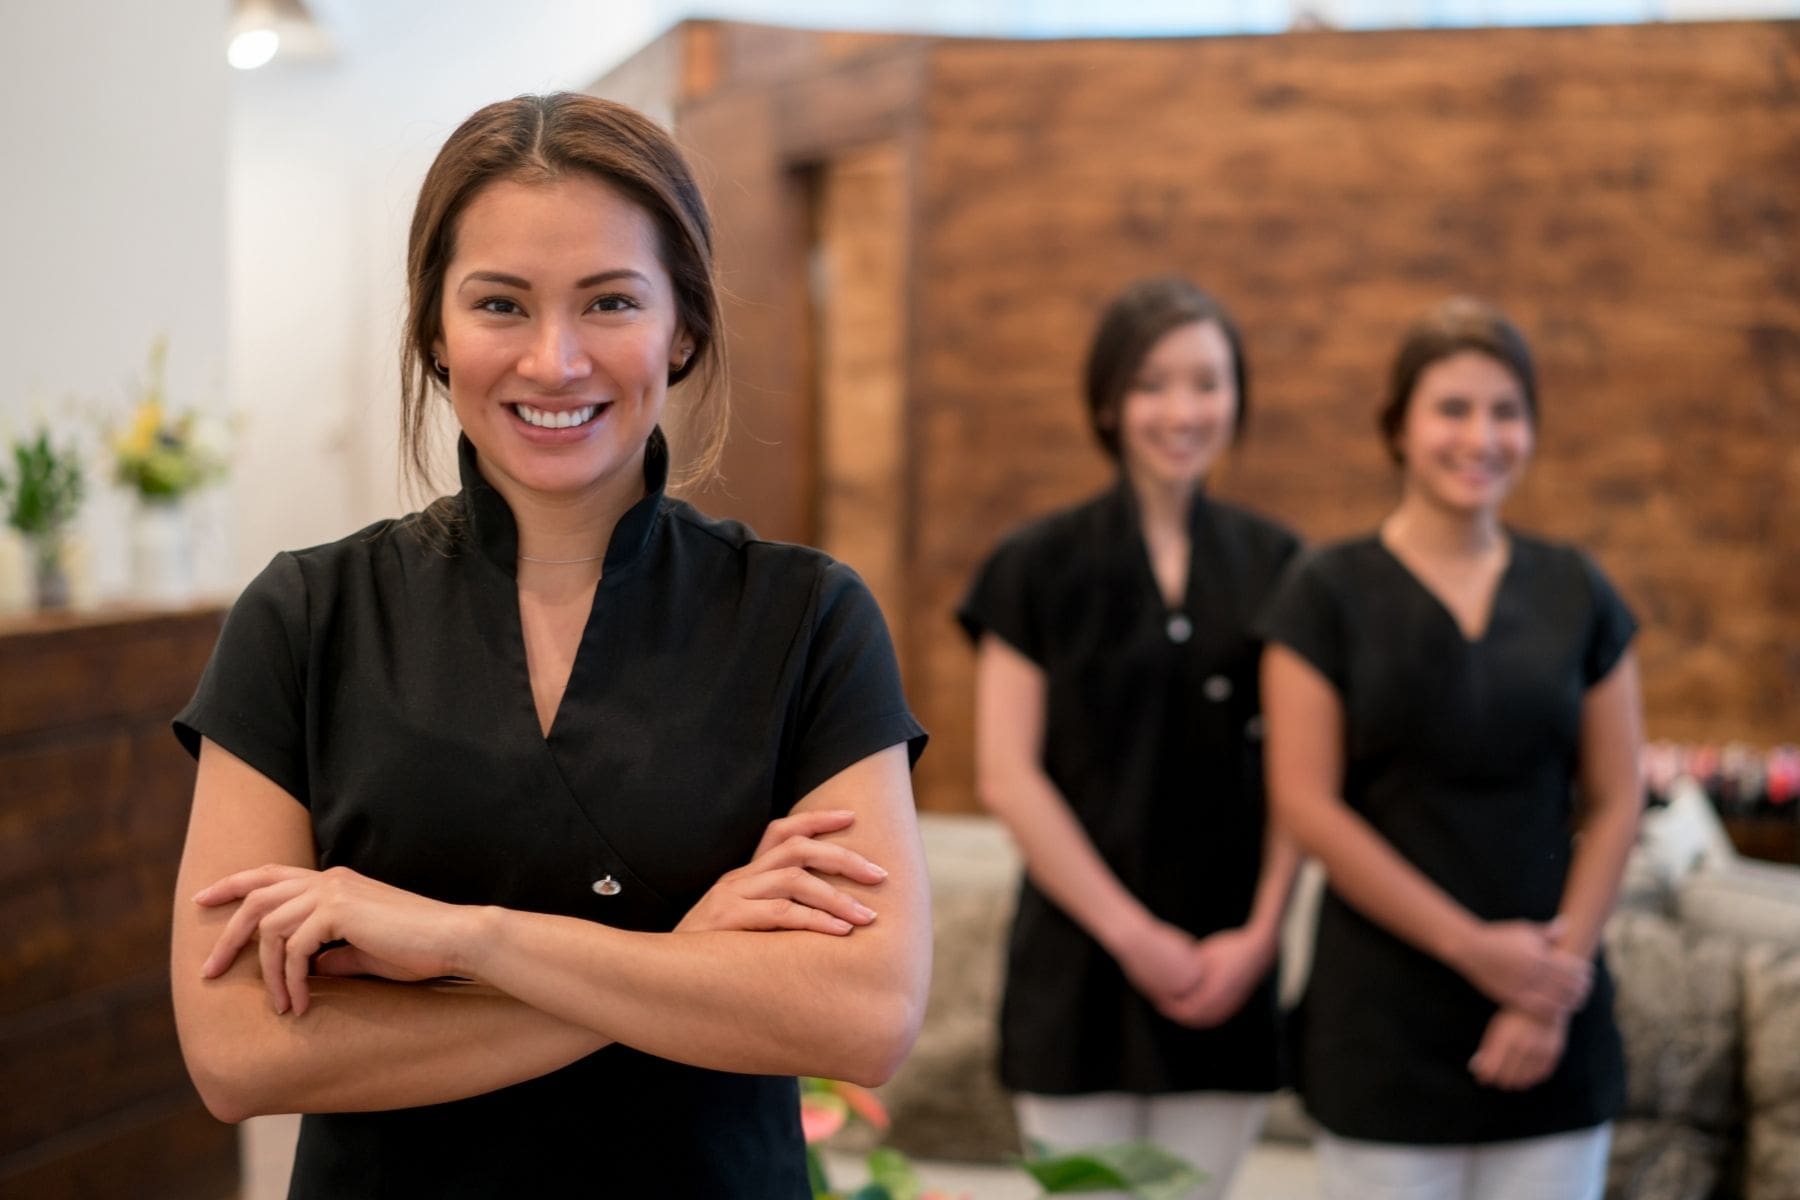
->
xmin=400 ymin=92 xmax=725 ymax=500
xmin=1083 ymin=277 xmax=1249 ymax=461
xmin=1380 ymin=297 xmax=1537 ymax=464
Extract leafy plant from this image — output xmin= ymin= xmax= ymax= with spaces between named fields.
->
xmin=1020 ymin=1139 xmax=1208 ymax=1200
xmin=1 ymin=428 xmax=86 ymax=538
xmin=802 ymin=1079 xmax=1207 ymax=1200
xmin=111 ymin=336 xmax=229 ymax=501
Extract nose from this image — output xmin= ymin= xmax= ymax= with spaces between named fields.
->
xmin=518 ymin=318 xmax=592 ymax=388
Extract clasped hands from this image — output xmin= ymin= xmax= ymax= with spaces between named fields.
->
xmin=1456 ymin=917 xmax=1591 ymax=1093
xmin=1112 ymin=917 xmax=1277 ymax=1030
xmin=194 ymin=809 xmax=887 ymax=1018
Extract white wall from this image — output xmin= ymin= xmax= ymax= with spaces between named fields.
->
xmin=0 ymin=0 xmax=231 ymax=605
xmin=227 ymin=0 xmax=666 ymax=582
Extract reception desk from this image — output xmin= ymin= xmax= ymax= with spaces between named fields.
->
xmin=0 ymin=606 xmax=237 ymax=1198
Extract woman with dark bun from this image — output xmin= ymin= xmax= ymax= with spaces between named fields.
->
xmin=168 ymin=93 xmax=929 ymax=1197
xmin=1260 ymin=297 xmax=1643 ymax=1199
xmin=959 ymin=277 xmax=1302 ymax=1199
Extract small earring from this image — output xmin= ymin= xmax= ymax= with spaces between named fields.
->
xmin=432 ymin=352 xmax=449 ymax=382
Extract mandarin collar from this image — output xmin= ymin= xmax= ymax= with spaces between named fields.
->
xmin=458 ymin=427 xmax=670 ymax=577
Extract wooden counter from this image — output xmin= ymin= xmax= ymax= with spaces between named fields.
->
xmin=0 ymin=605 xmax=238 ymax=1198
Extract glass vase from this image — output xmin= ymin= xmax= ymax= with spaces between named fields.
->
xmin=130 ymin=499 xmax=194 ymax=606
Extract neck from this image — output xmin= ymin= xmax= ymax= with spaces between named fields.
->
xmin=479 ymin=448 xmax=648 ymax=575
xmin=1383 ymin=489 xmax=1504 ymax=559
xmin=1126 ymin=469 xmax=1200 ymax=542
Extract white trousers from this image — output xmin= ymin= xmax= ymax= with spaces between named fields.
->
xmin=1315 ymin=1123 xmax=1613 ymax=1200
xmin=1014 ymin=1091 xmax=1271 ymax=1200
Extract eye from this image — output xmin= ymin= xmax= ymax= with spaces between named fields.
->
xmin=1492 ymin=396 xmax=1528 ymax=421
xmin=589 ymin=293 xmax=641 ymax=314
xmin=476 ymin=296 xmax=523 ymax=316
xmin=1435 ymin=396 xmax=1471 ymax=418
xmin=1131 ymin=374 xmax=1166 ymax=394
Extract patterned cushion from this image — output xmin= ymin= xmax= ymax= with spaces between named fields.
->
xmin=1742 ymin=943 xmax=1800 ymax=1200
xmin=876 ymin=814 xmax=1021 ymax=1161
xmin=1605 ymin=1118 xmax=1726 ymax=1200
xmin=1604 ymin=910 xmax=1741 ymax=1131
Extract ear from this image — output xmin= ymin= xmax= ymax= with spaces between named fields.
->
xmin=668 ymin=327 xmax=697 ymax=382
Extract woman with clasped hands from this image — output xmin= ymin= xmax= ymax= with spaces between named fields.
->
xmin=1260 ymin=298 xmax=1643 ymax=1200
xmin=169 ymin=93 xmax=929 ymax=1198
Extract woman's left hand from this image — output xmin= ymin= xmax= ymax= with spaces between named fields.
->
xmin=195 ymin=865 xmax=474 ymax=1017
xmin=1162 ymin=926 xmax=1277 ymax=1029
xmin=1468 ymin=1006 xmax=1567 ymax=1091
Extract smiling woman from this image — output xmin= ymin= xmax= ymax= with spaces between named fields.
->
xmin=167 ymin=93 xmax=930 ymax=1198
xmin=1259 ymin=297 xmax=1644 ymax=1200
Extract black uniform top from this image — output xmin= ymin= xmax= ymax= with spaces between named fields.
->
xmin=1258 ymin=532 xmax=1634 ymax=1144
xmin=956 ymin=480 xmax=1301 ymax=1095
xmin=173 ymin=430 xmax=926 ymax=1198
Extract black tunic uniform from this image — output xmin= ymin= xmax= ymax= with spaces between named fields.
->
xmin=1258 ymin=533 xmax=1634 ymax=1144
xmin=173 ymin=431 xmax=926 ymax=1198
xmin=957 ymin=481 xmax=1301 ymax=1095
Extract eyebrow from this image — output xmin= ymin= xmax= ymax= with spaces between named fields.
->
xmin=456 ymin=268 xmax=652 ymax=291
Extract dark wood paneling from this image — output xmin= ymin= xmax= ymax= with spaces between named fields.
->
xmin=0 ymin=1098 xmax=236 ymax=1200
xmin=0 ymin=608 xmax=235 ymax=1197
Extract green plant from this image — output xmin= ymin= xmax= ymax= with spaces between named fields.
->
xmin=1 ymin=428 xmax=86 ymax=539
xmin=801 ymin=1079 xmax=1207 ymax=1200
xmin=111 ymin=337 xmax=229 ymax=500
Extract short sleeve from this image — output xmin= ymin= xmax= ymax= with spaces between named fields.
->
xmin=172 ymin=552 xmax=311 ymax=805
xmin=1578 ymin=551 xmax=1638 ymax=686
xmin=1256 ymin=550 xmax=1350 ymax=693
xmin=788 ymin=560 xmax=928 ymax=802
xmin=955 ymin=534 xmax=1043 ymax=664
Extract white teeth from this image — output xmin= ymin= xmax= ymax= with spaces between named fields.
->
xmin=515 ymin=404 xmax=597 ymax=430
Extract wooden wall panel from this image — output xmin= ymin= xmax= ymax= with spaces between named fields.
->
xmin=815 ymin=142 xmax=914 ymax=661
xmin=911 ymin=23 xmax=1800 ymax=810
xmin=0 ymin=609 xmax=235 ymax=1198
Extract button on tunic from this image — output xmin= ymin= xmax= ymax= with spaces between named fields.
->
xmin=958 ymin=481 xmax=1301 ymax=1095
xmin=174 ymin=431 xmax=926 ymax=1197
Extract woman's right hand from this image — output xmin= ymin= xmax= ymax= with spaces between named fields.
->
xmin=1451 ymin=917 xmax=1592 ymax=1021
xmin=675 ymin=809 xmax=888 ymax=936
xmin=1108 ymin=918 xmax=1206 ymax=1014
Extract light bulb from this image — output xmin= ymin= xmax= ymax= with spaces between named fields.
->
xmin=228 ymin=28 xmax=280 ymax=70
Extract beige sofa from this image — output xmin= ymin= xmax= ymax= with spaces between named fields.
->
xmin=882 ymin=793 xmax=1800 ymax=1200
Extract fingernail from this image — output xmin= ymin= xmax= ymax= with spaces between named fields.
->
xmin=867 ymin=863 xmax=889 ymax=879
xmin=854 ymin=903 xmax=877 ymax=921
xmin=192 ymin=889 xmax=209 ymax=903
xmin=829 ymin=919 xmax=852 ymax=934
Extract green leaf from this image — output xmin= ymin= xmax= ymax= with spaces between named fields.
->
xmin=1021 ymin=1140 xmax=1208 ymax=1200
xmin=807 ymin=1146 xmax=831 ymax=1198
xmin=843 ymin=1186 xmax=893 ymax=1200
xmin=865 ymin=1146 xmax=922 ymax=1200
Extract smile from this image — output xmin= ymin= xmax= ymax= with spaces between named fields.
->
xmin=510 ymin=403 xmax=602 ymax=430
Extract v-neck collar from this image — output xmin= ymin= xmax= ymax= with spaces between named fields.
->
xmin=1371 ymin=531 xmax=1519 ymax=645
xmin=1111 ymin=474 xmax=1210 ymax=614
xmin=458 ymin=427 xmax=671 ymax=578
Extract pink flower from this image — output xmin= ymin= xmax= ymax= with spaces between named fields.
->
xmin=800 ymin=1092 xmax=847 ymax=1144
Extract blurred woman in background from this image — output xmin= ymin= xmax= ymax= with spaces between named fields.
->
xmin=960 ymin=277 xmax=1302 ymax=1200
xmin=1261 ymin=297 xmax=1643 ymax=1200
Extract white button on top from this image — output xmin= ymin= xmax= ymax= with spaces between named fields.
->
xmin=1203 ymin=674 xmax=1233 ymax=702
xmin=592 ymin=875 xmax=622 ymax=896
xmin=1166 ymin=614 xmax=1193 ymax=644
